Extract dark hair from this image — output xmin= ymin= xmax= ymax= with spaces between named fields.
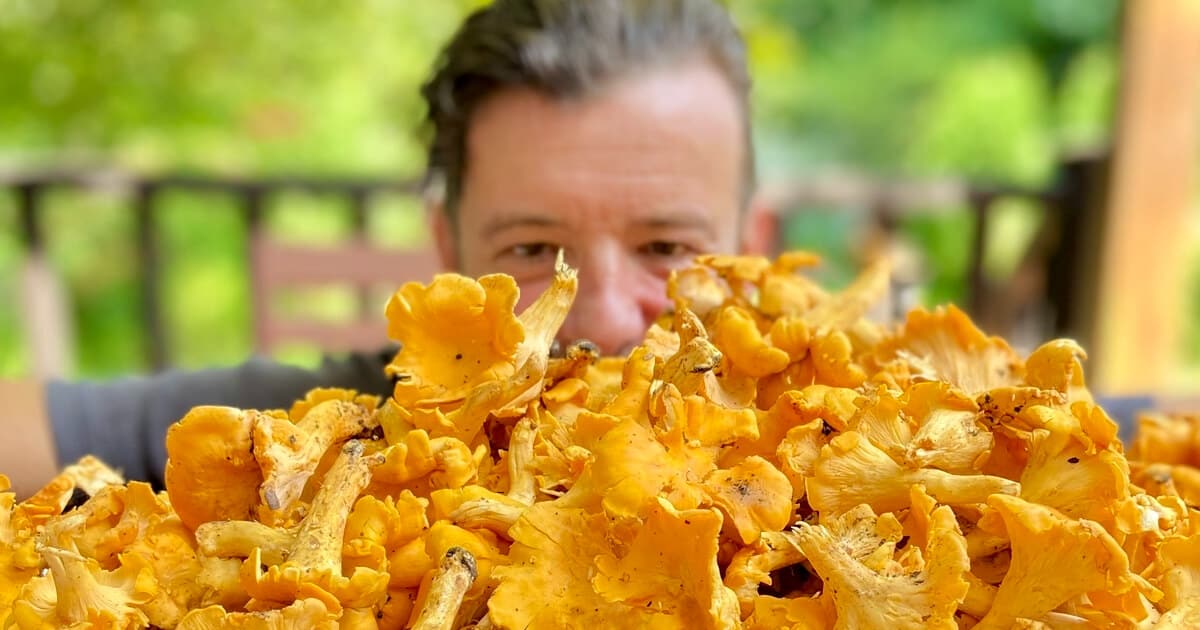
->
xmin=421 ymin=0 xmax=753 ymax=221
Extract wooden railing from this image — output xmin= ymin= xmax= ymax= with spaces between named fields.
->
xmin=4 ymin=158 xmax=1106 ymax=377
xmin=758 ymin=156 xmax=1106 ymax=340
xmin=5 ymin=167 xmax=431 ymax=375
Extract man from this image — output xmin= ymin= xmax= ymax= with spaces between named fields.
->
xmin=1 ymin=0 xmax=765 ymax=494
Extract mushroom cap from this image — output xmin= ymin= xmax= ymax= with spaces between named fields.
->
xmin=165 ymin=406 xmax=265 ymax=531
xmin=976 ymin=494 xmax=1145 ymax=627
xmin=386 ymin=273 xmax=525 ymax=407
xmin=710 ymin=305 xmax=789 ymax=379
xmin=701 ymin=456 xmax=793 ymax=545
xmin=870 ymin=305 xmax=1022 ymax=395
xmin=792 ymin=501 xmax=969 ymax=630
xmin=176 ymin=597 xmax=339 ymax=629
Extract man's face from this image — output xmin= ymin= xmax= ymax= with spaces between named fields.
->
xmin=433 ymin=59 xmax=749 ymax=355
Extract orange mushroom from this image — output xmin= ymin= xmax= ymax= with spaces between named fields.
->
xmin=165 ymin=406 xmax=265 ymax=531
xmin=973 ymin=494 xmax=1149 ymax=629
xmin=806 ymin=431 xmax=1019 ymax=516
xmin=792 ymin=501 xmax=969 ymax=629
xmin=253 ymin=397 xmax=378 ymax=511
xmin=243 ymin=441 xmax=389 ymax=610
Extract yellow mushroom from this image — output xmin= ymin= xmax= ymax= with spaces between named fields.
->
xmin=1 ymin=476 xmax=41 ymax=616
xmin=1024 ymin=339 xmax=1091 ymax=403
xmin=709 ymin=305 xmax=789 ymax=379
xmin=723 ymin=531 xmax=808 ymax=615
xmin=9 ymin=544 xmax=155 ymax=629
xmin=701 ymin=456 xmax=793 ymax=545
xmin=165 ymin=406 xmax=266 ymax=531
xmin=176 ymin=597 xmax=339 ymax=629
xmin=791 ymin=501 xmax=970 ymax=629
xmin=6 ymin=249 xmax=1198 ymax=628
xmin=871 ymin=305 xmax=1021 ymax=395
xmin=973 ymin=494 xmax=1148 ymax=629
xmin=806 ymin=431 xmax=1019 ymax=516
xmin=410 ymin=547 xmax=478 ymax=630
xmin=253 ymin=397 xmax=378 ymax=511
xmin=243 ymin=441 xmax=389 ymax=610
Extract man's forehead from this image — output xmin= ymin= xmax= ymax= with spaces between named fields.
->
xmin=457 ymin=59 xmax=746 ymax=226
xmin=464 ymin=59 xmax=744 ymax=167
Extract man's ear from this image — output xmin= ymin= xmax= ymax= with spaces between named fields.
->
xmin=738 ymin=194 xmax=778 ymax=256
xmin=427 ymin=201 xmax=460 ymax=272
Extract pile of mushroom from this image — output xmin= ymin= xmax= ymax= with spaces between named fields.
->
xmin=3 ymin=251 xmax=1199 ymax=629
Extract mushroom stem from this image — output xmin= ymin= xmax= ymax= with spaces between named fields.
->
xmin=544 ymin=339 xmax=600 ymax=382
xmin=257 ymin=400 xmax=377 ymax=511
xmin=726 ymin=531 xmax=808 ymax=611
xmin=450 ymin=499 xmax=523 ymax=537
xmin=506 ymin=417 xmax=537 ymax=505
xmin=460 ymin=614 xmax=494 ymax=628
xmin=492 ymin=254 xmax=580 ymax=415
xmin=411 ymin=547 xmax=478 ymax=630
xmin=194 ymin=520 xmax=296 ymax=564
xmin=960 ymin=572 xmax=997 ymax=619
xmin=288 ymin=440 xmax=380 ymax=573
xmin=513 ymin=251 xmax=578 ymax=367
xmin=464 ymin=615 xmax=497 ymax=630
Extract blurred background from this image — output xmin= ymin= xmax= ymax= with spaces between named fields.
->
xmin=1 ymin=0 xmax=1197 ymax=397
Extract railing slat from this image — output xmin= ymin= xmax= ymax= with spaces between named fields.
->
xmin=348 ymin=189 xmax=374 ymax=318
xmin=134 ymin=183 xmax=167 ymax=371
xmin=967 ymin=191 xmax=992 ymax=317
xmin=243 ymin=187 xmax=269 ymax=355
xmin=16 ymin=184 xmax=43 ymax=253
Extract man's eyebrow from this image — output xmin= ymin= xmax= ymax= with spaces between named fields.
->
xmin=481 ymin=215 xmax=561 ymax=235
xmin=634 ymin=209 xmax=718 ymax=238
xmin=637 ymin=216 xmax=707 ymax=228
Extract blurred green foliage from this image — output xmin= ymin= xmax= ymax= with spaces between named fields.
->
xmin=738 ymin=0 xmax=1119 ymax=180
xmin=736 ymin=0 xmax=1121 ymax=309
xmin=0 ymin=0 xmax=481 ymax=173
xmin=3 ymin=0 xmax=1187 ymax=380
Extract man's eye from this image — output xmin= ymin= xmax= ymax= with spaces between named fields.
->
xmin=508 ymin=242 xmax=558 ymax=259
xmin=639 ymin=241 xmax=690 ymax=257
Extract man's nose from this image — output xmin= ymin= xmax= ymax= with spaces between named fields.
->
xmin=557 ymin=252 xmax=665 ymax=356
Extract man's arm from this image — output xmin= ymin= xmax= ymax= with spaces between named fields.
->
xmin=0 ymin=379 xmax=60 ymax=498
xmin=8 ymin=349 xmax=396 ymax=494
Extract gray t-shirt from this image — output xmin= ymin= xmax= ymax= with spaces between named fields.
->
xmin=46 ymin=349 xmax=395 ymax=488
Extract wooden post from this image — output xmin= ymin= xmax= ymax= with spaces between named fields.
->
xmin=966 ymin=192 xmax=992 ymax=321
xmin=244 ymin=187 xmax=269 ymax=354
xmin=1092 ymin=0 xmax=1200 ymax=394
xmin=348 ymin=188 xmax=375 ymax=319
xmin=16 ymin=183 xmax=77 ymax=379
xmin=134 ymin=182 xmax=167 ymax=371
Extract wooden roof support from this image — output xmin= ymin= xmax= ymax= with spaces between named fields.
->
xmin=1090 ymin=0 xmax=1200 ymax=394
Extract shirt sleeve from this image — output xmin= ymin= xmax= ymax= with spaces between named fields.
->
xmin=45 ymin=348 xmax=396 ymax=488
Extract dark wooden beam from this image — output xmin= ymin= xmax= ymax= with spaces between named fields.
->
xmin=15 ymin=183 xmax=43 ymax=253
xmin=134 ymin=183 xmax=167 ymax=371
